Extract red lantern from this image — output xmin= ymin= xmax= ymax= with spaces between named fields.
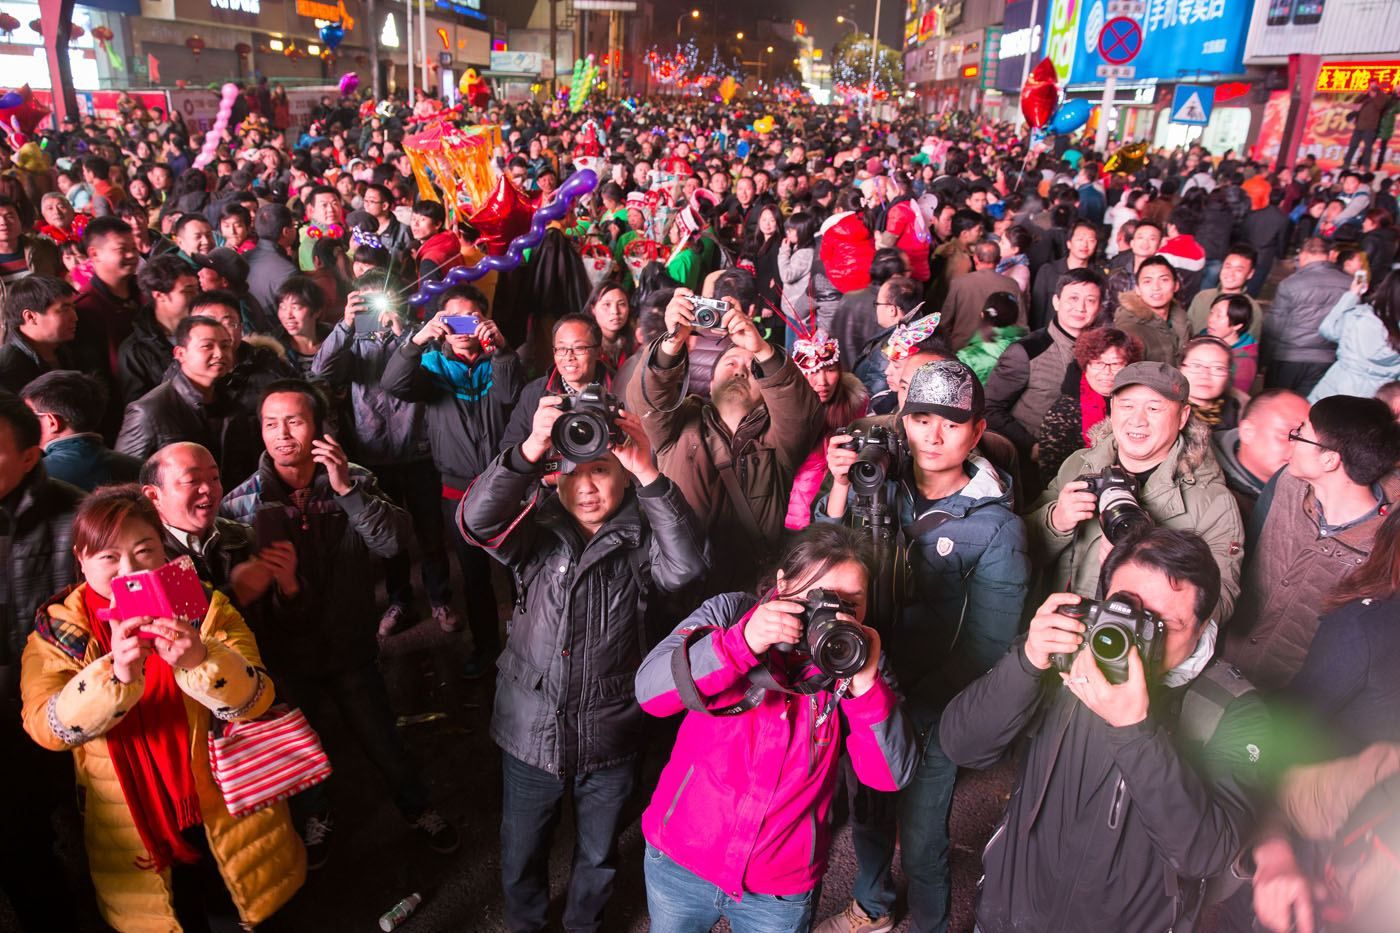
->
xmin=234 ymin=42 xmax=252 ymax=58
xmin=0 ymin=13 xmax=22 ymax=34
xmin=28 ymin=18 xmax=42 ymax=34
xmin=68 ymin=24 xmax=84 ymax=41
xmin=91 ymin=25 xmax=113 ymax=42
xmin=185 ymin=35 xmax=205 ymax=56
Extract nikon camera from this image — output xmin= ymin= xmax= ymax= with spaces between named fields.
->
xmin=1076 ymin=465 xmax=1153 ymax=546
xmin=1050 ymin=592 xmax=1166 ymax=684
xmin=773 ymin=588 xmax=870 ymax=679
xmin=551 ymin=384 xmax=625 ymax=463
xmin=837 ymin=425 xmax=905 ymax=495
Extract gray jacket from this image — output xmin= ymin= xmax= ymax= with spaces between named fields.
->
xmin=245 ymin=239 xmax=297 ymax=317
xmin=310 ymin=322 xmax=429 ymax=466
xmin=985 ymin=318 xmax=1077 ymax=453
xmin=1264 ymin=261 xmax=1353 ymax=364
xmin=457 ymin=448 xmax=709 ymax=775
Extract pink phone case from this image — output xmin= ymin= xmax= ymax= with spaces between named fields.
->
xmin=106 ymin=556 xmax=210 ymax=636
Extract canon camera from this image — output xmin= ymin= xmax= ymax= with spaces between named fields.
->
xmin=774 ymin=588 xmax=870 ymax=680
xmin=836 ymin=425 xmax=905 ymax=495
xmin=551 ymin=384 xmax=625 ymax=463
xmin=1076 ymin=465 xmax=1153 ymax=546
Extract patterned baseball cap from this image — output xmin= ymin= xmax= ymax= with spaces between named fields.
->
xmin=900 ymin=360 xmax=985 ymax=424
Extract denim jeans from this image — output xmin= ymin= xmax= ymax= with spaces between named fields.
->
xmin=851 ymin=711 xmax=959 ymax=933
xmin=280 ymin=664 xmax=430 ymax=824
xmin=500 ymin=754 xmax=637 ymax=933
xmin=644 ymin=843 xmax=816 ymax=933
xmin=442 ymin=496 xmax=502 ymax=658
xmin=376 ymin=459 xmax=452 ymax=609
xmin=1199 ymin=258 xmax=1223 ymax=291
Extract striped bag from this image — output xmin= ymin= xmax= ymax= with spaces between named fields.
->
xmin=208 ymin=705 xmax=332 ymax=818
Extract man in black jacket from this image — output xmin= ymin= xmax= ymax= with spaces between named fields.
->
xmin=940 ymin=528 xmax=1269 ymax=933
xmin=0 ymin=276 xmax=78 ymax=394
xmin=220 ymin=380 xmax=458 ymax=868
xmin=117 ymin=254 xmax=199 ymax=403
xmin=459 ymin=395 xmax=708 ymax=933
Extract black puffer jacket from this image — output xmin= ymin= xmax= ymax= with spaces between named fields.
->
xmin=116 ymin=310 xmax=174 ymax=404
xmin=114 ymin=371 xmax=262 ymax=490
xmin=457 ymin=448 xmax=710 ymax=776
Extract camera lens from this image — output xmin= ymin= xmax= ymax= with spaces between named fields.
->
xmin=552 ymin=412 xmax=611 ymax=462
xmin=849 ymin=445 xmax=891 ymax=494
xmin=1089 ymin=623 xmax=1131 ymax=664
xmin=808 ymin=616 xmax=869 ymax=679
xmin=1098 ymin=488 xmax=1152 ymax=545
xmin=694 ymin=305 xmax=719 ymax=329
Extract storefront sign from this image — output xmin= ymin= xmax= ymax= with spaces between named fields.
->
xmin=1315 ymin=60 xmax=1400 ymax=92
xmin=1070 ymin=0 xmax=1247 ymax=83
xmin=1253 ymin=87 xmax=1400 ymax=174
xmin=1045 ymin=0 xmax=1083 ymax=81
xmin=296 ymin=0 xmax=354 ymax=29
xmin=210 ymin=0 xmax=259 ymax=12
xmin=489 ymin=50 xmax=543 ymax=74
xmin=1246 ymin=0 xmax=1400 ymax=62
xmin=997 ymin=0 xmax=1049 ymax=92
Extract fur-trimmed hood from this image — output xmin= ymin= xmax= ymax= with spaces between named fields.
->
xmin=243 ymin=333 xmax=290 ymax=360
xmin=822 ymin=371 xmax=871 ymax=432
xmin=1084 ymin=411 xmax=1218 ymax=484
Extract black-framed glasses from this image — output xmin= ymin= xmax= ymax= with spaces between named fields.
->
xmin=553 ymin=344 xmax=599 ymax=359
xmin=1288 ymin=427 xmax=1333 ymax=450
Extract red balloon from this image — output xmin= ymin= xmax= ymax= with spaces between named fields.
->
xmin=467 ymin=176 xmax=536 ymax=256
xmin=1021 ymin=57 xmax=1060 ymax=130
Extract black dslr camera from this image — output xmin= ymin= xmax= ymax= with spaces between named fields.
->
xmin=551 ymin=384 xmax=625 ymax=463
xmin=1076 ymin=465 xmax=1153 ymax=545
xmin=837 ymin=425 xmax=905 ymax=495
xmin=774 ymin=588 xmax=870 ymax=679
xmin=1050 ymin=592 xmax=1166 ymax=684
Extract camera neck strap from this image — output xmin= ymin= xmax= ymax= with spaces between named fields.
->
xmin=669 ymin=624 xmax=846 ymax=722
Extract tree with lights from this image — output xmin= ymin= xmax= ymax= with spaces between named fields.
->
xmin=831 ymin=31 xmax=903 ymax=100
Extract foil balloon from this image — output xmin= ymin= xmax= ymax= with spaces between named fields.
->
xmin=1046 ymin=98 xmax=1092 ymax=136
xmin=319 ymin=22 xmax=345 ymax=52
xmin=467 ymin=175 xmax=537 ymax=256
xmin=1020 ymin=57 xmax=1059 ymax=130
xmin=1103 ymin=140 xmax=1149 ymax=176
xmin=0 ymin=86 xmax=50 ymax=146
xmin=753 ymin=116 xmax=775 ymax=135
xmin=0 ymin=92 xmax=20 ymax=110
xmin=338 ymin=72 xmax=359 ymax=96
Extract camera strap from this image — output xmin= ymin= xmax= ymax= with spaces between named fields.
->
xmin=669 ymin=625 xmax=840 ymax=719
xmin=711 ymin=442 xmax=776 ymax=546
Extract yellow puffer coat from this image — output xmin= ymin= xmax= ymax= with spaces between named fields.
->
xmin=20 ymin=585 xmax=306 ymax=932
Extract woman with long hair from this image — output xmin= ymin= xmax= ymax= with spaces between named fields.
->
xmin=777 ymin=212 xmax=818 ymax=340
xmin=635 ymin=524 xmax=914 ymax=933
xmin=1308 ymin=270 xmax=1400 ymax=403
xmin=583 ymin=277 xmax=636 ymax=370
xmin=744 ymin=203 xmax=786 ymax=341
xmin=21 ymin=486 xmax=304 ymax=931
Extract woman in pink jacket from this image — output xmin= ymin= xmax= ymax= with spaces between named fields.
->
xmin=634 ymin=524 xmax=916 ymax=932
xmin=784 ymin=328 xmax=870 ymax=531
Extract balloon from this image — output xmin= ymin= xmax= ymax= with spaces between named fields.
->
xmin=468 ymin=175 xmax=537 ymax=256
xmin=753 ymin=116 xmax=775 ymax=135
xmin=319 ymin=22 xmax=345 ymax=52
xmin=422 ymin=278 xmax=451 ymax=296
xmin=1020 ymin=57 xmax=1059 ymax=130
xmin=536 ymin=199 xmax=570 ymax=224
xmin=556 ymin=167 xmax=599 ymax=202
xmin=1046 ymin=99 xmax=1092 ymax=136
xmin=339 ymin=72 xmax=359 ymax=96
xmin=193 ymin=83 xmax=240 ymax=169
xmin=0 ymin=92 xmax=20 ymax=110
xmin=735 ymin=139 xmax=750 ymax=159
xmin=1103 ymin=140 xmax=1149 ymax=176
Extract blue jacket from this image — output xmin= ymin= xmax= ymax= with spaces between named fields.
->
xmin=817 ymin=455 xmax=1030 ymax=713
xmin=41 ymin=434 xmax=139 ymax=492
xmin=1308 ymin=292 xmax=1400 ymax=402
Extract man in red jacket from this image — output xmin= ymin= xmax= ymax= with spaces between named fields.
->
xmin=409 ymin=199 xmax=464 ymax=284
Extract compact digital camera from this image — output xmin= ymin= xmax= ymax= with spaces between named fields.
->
xmin=551 ymin=383 xmax=625 ymax=463
xmin=1050 ymin=592 xmax=1166 ymax=684
xmin=774 ymin=588 xmax=870 ymax=680
xmin=837 ymin=425 xmax=905 ymax=495
xmin=690 ymin=296 xmax=731 ymax=330
xmin=1076 ymin=465 xmax=1153 ymax=545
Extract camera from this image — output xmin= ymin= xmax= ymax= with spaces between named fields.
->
xmin=690 ymin=296 xmax=730 ymax=330
xmin=837 ymin=425 xmax=905 ymax=495
xmin=551 ymin=383 xmax=625 ymax=463
xmin=774 ymin=588 xmax=870 ymax=679
xmin=1076 ymin=465 xmax=1152 ymax=545
xmin=1050 ymin=592 xmax=1166 ymax=685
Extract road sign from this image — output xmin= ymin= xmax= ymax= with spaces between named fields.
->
xmin=1097 ymin=64 xmax=1137 ymax=78
xmin=1106 ymin=0 xmax=1147 ymax=15
xmin=1170 ymin=84 xmax=1215 ymax=125
xmin=1098 ymin=16 xmax=1143 ymax=65
xmin=438 ymin=51 xmax=452 ymax=67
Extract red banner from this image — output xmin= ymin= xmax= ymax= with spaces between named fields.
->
xmin=1253 ymin=89 xmax=1400 ymax=174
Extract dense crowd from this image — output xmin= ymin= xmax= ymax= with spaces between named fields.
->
xmin=2 ymin=83 xmax=1400 ymax=933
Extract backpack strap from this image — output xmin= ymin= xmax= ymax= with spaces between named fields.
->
xmin=1178 ymin=662 xmax=1255 ymax=748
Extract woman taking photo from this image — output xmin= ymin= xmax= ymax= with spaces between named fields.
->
xmin=777 ymin=212 xmax=818 ymax=341
xmin=1036 ymin=326 xmax=1144 ymax=479
xmin=275 ymin=275 xmax=335 ymax=377
xmin=583 ymin=277 xmax=636 ymax=371
xmin=1201 ymin=293 xmax=1259 ymax=394
xmin=21 ymin=486 xmax=304 ymax=932
xmin=1308 ymin=271 xmax=1400 ymax=403
xmin=635 ymin=524 xmax=915 ymax=933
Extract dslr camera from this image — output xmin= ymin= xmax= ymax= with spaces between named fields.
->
xmin=1076 ymin=465 xmax=1153 ymax=545
xmin=690 ymin=296 xmax=731 ymax=330
xmin=1050 ymin=592 xmax=1166 ymax=684
xmin=837 ymin=425 xmax=905 ymax=495
xmin=774 ymin=588 xmax=870 ymax=679
xmin=551 ymin=383 xmax=625 ymax=463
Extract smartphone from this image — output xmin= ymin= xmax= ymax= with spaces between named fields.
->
xmin=254 ymin=505 xmax=295 ymax=551
xmin=442 ymin=314 xmax=481 ymax=335
xmin=108 ymin=557 xmax=210 ymax=635
xmin=1355 ymin=269 xmax=1369 ymax=289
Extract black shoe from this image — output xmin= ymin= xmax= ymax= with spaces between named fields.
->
xmin=303 ymin=814 xmax=333 ymax=870
xmin=410 ymin=809 xmax=460 ymax=854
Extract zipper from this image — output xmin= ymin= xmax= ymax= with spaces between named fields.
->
xmin=663 ymin=765 xmax=694 ymax=825
xmin=807 ymin=811 xmax=817 ymax=865
xmin=1107 ymin=774 xmax=1127 ymax=830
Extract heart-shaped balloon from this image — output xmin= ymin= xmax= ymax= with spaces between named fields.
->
xmin=338 ymin=72 xmax=359 ymax=96
xmin=1020 ymin=57 xmax=1059 ymax=130
xmin=319 ymin=22 xmax=345 ymax=52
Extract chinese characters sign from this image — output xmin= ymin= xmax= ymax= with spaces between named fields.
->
xmin=1069 ymin=0 xmax=1247 ymax=84
xmin=1315 ymin=61 xmax=1400 ymax=94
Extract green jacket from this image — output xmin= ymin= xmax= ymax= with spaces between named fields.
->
xmin=1028 ymin=417 xmax=1245 ymax=624
xmin=958 ymin=325 xmax=1029 ymax=383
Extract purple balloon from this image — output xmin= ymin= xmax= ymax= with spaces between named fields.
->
xmin=0 ymin=92 xmax=22 ymax=110
xmin=557 ymin=168 xmax=599 ymax=202
xmin=409 ymin=291 xmax=432 ymax=306
xmin=422 ymin=278 xmax=451 ymax=296
xmin=536 ymin=199 xmax=570 ymax=224
xmin=445 ymin=265 xmax=471 ymax=284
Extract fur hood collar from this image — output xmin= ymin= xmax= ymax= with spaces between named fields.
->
xmin=822 ymin=372 xmax=870 ymax=431
xmin=1084 ymin=413 xmax=1217 ymax=484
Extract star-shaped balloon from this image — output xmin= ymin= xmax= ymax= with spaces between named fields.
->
xmin=0 ymin=85 xmax=50 ymax=146
xmin=467 ymin=175 xmax=536 ymax=256
xmin=1103 ymin=141 xmax=1150 ymax=176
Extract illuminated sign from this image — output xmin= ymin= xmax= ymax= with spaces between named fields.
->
xmin=1315 ymin=61 xmax=1400 ymax=92
xmin=794 ymin=19 xmax=806 ymax=35
xmin=999 ymin=24 xmax=1042 ymax=59
xmin=296 ymin=0 xmax=354 ymax=29
xmin=381 ymin=13 xmax=400 ymax=48
xmin=961 ymin=63 xmax=979 ymax=77
xmin=211 ymin=0 xmax=260 ymax=12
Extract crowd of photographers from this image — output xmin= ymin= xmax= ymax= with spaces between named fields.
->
xmin=1 ymin=87 xmax=1400 ymax=933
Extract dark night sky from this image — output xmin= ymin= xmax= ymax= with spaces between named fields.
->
xmin=658 ymin=0 xmax=905 ymax=59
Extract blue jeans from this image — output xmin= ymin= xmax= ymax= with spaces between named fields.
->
xmin=1199 ymin=258 xmax=1223 ymax=291
xmin=851 ymin=711 xmax=958 ymax=932
xmin=500 ymin=754 xmax=637 ymax=933
xmin=644 ymin=843 xmax=815 ymax=933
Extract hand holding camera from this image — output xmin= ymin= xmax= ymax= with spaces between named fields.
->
xmin=1024 ymin=592 xmax=1088 ymax=671
xmin=748 ymin=589 xmax=873 ymax=682
xmin=826 ymin=433 xmax=860 ymax=486
xmin=1049 ymin=479 xmax=1099 ymax=534
xmin=662 ymin=288 xmax=697 ymax=354
xmin=610 ymin=410 xmax=660 ymax=486
xmin=521 ymin=395 xmax=566 ymax=465
xmin=1047 ymin=591 xmax=1165 ymax=687
xmin=412 ymin=310 xmax=453 ymax=347
xmin=720 ymin=304 xmax=773 ymax=362
xmin=744 ymin=598 xmax=808 ymax=656
xmin=835 ymin=425 xmax=903 ymax=496
xmin=1061 ymin=643 xmax=1149 ymax=728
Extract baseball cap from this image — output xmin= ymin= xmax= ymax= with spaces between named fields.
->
xmin=192 ymin=247 xmax=249 ymax=289
xmin=1112 ymin=361 xmax=1189 ymax=402
xmin=900 ymin=360 xmax=984 ymax=424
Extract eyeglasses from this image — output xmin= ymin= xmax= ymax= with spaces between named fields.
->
xmin=553 ymin=344 xmax=599 ymax=359
xmin=1085 ymin=359 xmax=1127 ymax=375
xmin=1287 ymin=427 xmax=1333 ymax=451
xmin=1180 ymin=361 xmax=1232 ymax=378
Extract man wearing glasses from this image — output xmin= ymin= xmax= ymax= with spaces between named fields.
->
xmin=1031 ymin=361 xmax=1245 ymax=623
xmin=1223 ymin=394 xmax=1400 ymax=691
xmin=358 ymin=183 xmax=412 ymax=258
xmin=500 ymin=314 xmax=611 ymax=453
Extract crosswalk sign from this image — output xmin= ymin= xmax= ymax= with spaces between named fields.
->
xmin=1170 ymin=85 xmax=1215 ymax=126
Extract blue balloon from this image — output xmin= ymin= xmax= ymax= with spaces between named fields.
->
xmin=319 ymin=22 xmax=345 ymax=52
xmin=409 ymin=291 xmax=432 ymax=306
xmin=735 ymin=140 xmax=750 ymax=159
xmin=0 ymin=92 xmax=21 ymax=110
xmin=1046 ymin=99 xmax=1092 ymax=136
xmin=422 ymin=278 xmax=451 ymax=296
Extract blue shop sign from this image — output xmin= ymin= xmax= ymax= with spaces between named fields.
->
xmin=996 ymin=0 xmax=1050 ymax=93
xmin=1068 ymin=0 xmax=1247 ymax=84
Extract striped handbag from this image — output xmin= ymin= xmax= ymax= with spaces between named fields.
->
xmin=208 ymin=705 xmax=332 ymax=818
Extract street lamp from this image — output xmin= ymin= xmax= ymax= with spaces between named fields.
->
xmin=676 ymin=8 xmax=699 ymax=38
xmin=736 ymin=31 xmax=745 ymax=39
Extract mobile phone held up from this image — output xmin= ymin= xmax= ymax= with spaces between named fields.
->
xmin=102 ymin=556 xmax=210 ymax=639
xmin=441 ymin=314 xmax=480 ymax=335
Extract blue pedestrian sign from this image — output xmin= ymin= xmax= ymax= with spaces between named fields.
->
xmin=1170 ymin=85 xmax=1215 ymax=126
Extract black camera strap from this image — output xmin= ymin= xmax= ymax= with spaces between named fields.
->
xmin=669 ymin=625 xmax=843 ymax=720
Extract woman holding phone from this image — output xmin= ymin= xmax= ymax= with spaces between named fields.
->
xmin=21 ymin=486 xmax=304 ymax=932
xmin=634 ymin=524 xmax=916 ymax=933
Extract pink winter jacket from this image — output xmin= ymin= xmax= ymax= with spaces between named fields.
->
xmin=785 ymin=373 xmax=870 ymax=530
xmin=635 ymin=592 xmax=916 ymax=899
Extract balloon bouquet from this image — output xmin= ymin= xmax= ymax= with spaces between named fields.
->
xmin=1020 ymin=58 xmax=1094 ymax=148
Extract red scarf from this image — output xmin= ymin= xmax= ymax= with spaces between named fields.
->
xmin=84 ymin=586 xmax=203 ymax=871
xmin=1079 ymin=374 xmax=1109 ymax=446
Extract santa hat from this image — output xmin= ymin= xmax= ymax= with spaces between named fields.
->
xmin=1158 ymin=234 xmax=1206 ymax=272
xmin=882 ymin=311 xmax=942 ymax=362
